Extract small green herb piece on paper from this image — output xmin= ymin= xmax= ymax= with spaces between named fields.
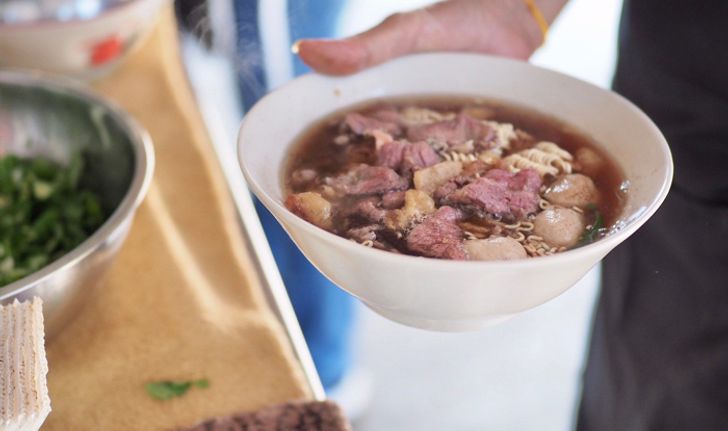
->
xmin=145 ymin=379 xmax=210 ymax=401
xmin=193 ymin=379 xmax=210 ymax=389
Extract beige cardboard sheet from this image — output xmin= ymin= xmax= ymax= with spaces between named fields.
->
xmin=44 ymin=7 xmax=311 ymax=430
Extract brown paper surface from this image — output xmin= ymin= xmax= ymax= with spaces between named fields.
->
xmin=44 ymin=7 xmax=311 ymax=430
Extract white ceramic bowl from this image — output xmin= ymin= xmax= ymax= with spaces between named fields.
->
xmin=238 ymin=53 xmax=672 ymax=331
xmin=0 ymin=0 xmax=167 ymax=80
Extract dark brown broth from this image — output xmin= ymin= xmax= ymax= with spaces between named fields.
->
xmin=285 ymin=96 xmax=626 ymax=231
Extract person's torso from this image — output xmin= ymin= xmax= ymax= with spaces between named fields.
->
xmin=615 ymin=0 xmax=728 ymax=204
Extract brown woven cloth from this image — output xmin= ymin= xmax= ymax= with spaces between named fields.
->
xmin=43 ymin=6 xmax=312 ymax=430
xmin=179 ymin=401 xmax=352 ymax=431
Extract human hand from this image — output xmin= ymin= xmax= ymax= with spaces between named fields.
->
xmin=295 ymin=0 xmax=566 ymax=75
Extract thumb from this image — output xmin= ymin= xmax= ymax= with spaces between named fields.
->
xmin=295 ymin=11 xmax=425 ymax=76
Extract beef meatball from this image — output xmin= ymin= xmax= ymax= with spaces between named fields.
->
xmin=544 ymin=174 xmax=598 ymax=208
xmin=533 ymin=207 xmax=585 ymax=248
xmin=464 ymin=236 xmax=527 ymax=261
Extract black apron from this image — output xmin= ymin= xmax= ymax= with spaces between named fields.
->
xmin=577 ymin=1 xmax=728 ymax=430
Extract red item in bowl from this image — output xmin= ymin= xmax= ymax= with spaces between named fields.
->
xmin=90 ymin=35 xmax=124 ymax=66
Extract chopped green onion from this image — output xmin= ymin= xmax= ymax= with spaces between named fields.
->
xmin=578 ymin=204 xmax=605 ymax=246
xmin=0 ymin=154 xmax=105 ymax=287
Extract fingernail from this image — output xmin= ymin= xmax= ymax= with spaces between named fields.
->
xmin=291 ymin=40 xmax=302 ymax=54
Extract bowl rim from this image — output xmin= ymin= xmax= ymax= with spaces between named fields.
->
xmin=0 ymin=69 xmax=155 ymax=299
xmin=0 ymin=0 xmax=166 ymax=31
xmin=238 ymin=52 xmax=674 ymax=270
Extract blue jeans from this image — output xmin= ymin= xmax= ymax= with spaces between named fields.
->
xmin=234 ymin=0 xmax=353 ymax=389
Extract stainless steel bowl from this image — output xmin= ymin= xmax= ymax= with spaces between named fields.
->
xmin=0 ymin=70 xmax=154 ymax=337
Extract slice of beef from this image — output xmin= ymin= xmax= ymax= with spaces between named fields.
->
xmin=433 ymin=175 xmax=475 ymax=202
xmin=434 ymin=180 xmax=459 ymax=202
xmin=376 ymin=141 xmax=406 ymax=170
xmin=345 ymin=112 xmax=401 ymax=136
xmin=448 ymin=178 xmax=511 ymax=215
xmin=406 ymin=113 xmax=491 ymax=146
xmin=505 ymin=168 xmax=542 ymax=193
xmin=327 ymin=164 xmax=408 ymax=196
xmin=382 ymin=190 xmax=406 ymax=209
xmin=350 ymin=198 xmax=386 ymax=223
xmin=369 ymin=107 xmax=402 ymax=124
xmin=482 ymin=168 xmax=513 ymax=183
xmin=446 ymin=168 xmax=542 ymax=219
xmin=376 ymin=140 xmax=440 ymax=175
xmin=406 ymin=206 xmax=466 ymax=260
xmin=485 ymin=168 xmax=541 ymax=193
xmin=508 ymin=190 xmax=541 ymax=218
xmin=401 ymin=141 xmax=441 ymax=174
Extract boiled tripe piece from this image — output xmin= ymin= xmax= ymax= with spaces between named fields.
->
xmin=0 ymin=297 xmax=51 ymax=431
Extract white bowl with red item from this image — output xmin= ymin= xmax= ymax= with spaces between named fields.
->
xmin=237 ymin=53 xmax=673 ymax=331
xmin=0 ymin=0 xmax=167 ymax=80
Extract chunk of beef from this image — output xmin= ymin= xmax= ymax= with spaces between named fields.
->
xmin=406 ymin=114 xmax=491 ymax=146
xmin=376 ymin=140 xmax=440 ymax=175
xmin=448 ymin=178 xmax=510 ymax=215
xmin=345 ymin=112 xmax=401 ymax=136
xmin=446 ymin=168 xmax=542 ymax=219
xmin=433 ymin=174 xmax=479 ymax=201
xmin=369 ymin=107 xmax=402 ymax=124
xmin=481 ymin=168 xmax=512 ymax=183
xmin=434 ymin=180 xmax=460 ymax=202
xmin=406 ymin=206 xmax=466 ymax=260
xmin=327 ymin=164 xmax=408 ymax=196
xmin=382 ymin=190 xmax=406 ymax=209
xmin=508 ymin=191 xmax=541 ymax=217
xmin=376 ymin=141 xmax=406 ymax=170
xmin=485 ymin=168 xmax=541 ymax=193
xmin=349 ymin=197 xmax=386 ymax=223
xmin=402 ymin=141 xmax=441 ymax=174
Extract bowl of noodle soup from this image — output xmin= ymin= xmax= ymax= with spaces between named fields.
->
xmin=238 ymin=53 xmax=672 ymax=331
